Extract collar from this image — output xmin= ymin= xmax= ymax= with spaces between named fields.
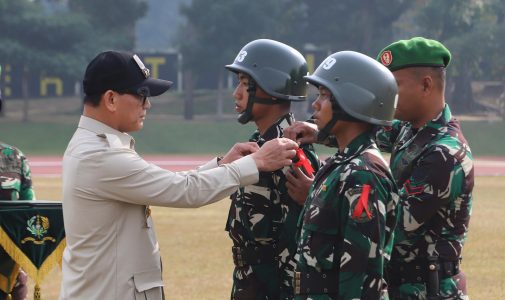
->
xmin=334 ymin=131 xmax=374 ymax=163
xmin=395 ymin=104 xmax=452 ymax=152
xmin=417 ymin=103 xmax=451 ymax=132
xmin=250 ymin=113 xmax=295 ymax=144
xmin=78 ymin=115 xmax=135 ymax=149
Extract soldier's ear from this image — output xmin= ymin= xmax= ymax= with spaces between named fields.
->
xmin=103 ymin=90 xmax=117 ymax=112
xmin=422 ymin=76 xmax=433 ymax=95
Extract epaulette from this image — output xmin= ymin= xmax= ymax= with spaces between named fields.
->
xmin=97 ymin=133 xmax=129 ymax=149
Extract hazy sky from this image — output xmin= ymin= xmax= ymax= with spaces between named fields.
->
xmin=135 ymin=0 xmax=191 ymax=52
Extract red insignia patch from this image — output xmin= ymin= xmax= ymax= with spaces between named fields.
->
xmin=380 ymin=50 xmax=393 ymax=66
xmin=352 ymin=184 xmax=372 ymax=221
xmin=403 ymin=179 xmax=423 ymax=195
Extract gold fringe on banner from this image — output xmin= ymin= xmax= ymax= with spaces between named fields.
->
xmin=0 ymin=262 xmax=20 ymax=294
xmin=0 ymin=227 xmax=66 ymax=288
xmin=34 ymin=283 xmax=41 ymax=300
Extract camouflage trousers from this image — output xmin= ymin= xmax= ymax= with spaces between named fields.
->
xmin=389 ymin=272 xmax=468 ymax=300
xmin=231 ymin=264 xmax=293 ymax=300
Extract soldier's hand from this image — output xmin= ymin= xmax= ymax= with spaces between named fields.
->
xmin=284 ymin=121 xmax=319 ymax=144
xmin=251 ymin=138 xmax=297 ymax=172
xmin=219 ymin=142 xmax=260 ymax=165
xmin=285 ymin=166 xmax=314 ymax=205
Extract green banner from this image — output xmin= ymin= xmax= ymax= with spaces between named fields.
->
xmin=0 ymin=201 xmax=65 ymax=295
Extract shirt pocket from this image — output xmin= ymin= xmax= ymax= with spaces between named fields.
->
xmin=239 ymin=185 xmax=275 ymax=242
xmin=133 ymin=269 xmax=164 ymax=300
xmin=299 ymin=195 xmax=341 ymax=270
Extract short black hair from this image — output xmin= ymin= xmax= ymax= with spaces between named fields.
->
xmin=83 ymin=93 xmax=102 ymax=107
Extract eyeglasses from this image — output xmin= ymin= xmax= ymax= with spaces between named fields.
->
xmin=128 ymin=94 xmax=148 ymax=106
xmin=117 ymin=91 xmax=148 ymax=106
xmin=137 ymin=95 xmax=148 ymax=106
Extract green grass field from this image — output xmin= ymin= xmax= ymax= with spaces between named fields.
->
xmin=0 ymin=95 xmax=504 ymax=156
xmin=3 ymin=96 xmax=505 ymax=299
xmin=25 ymin=176 xmax=505 ymax=300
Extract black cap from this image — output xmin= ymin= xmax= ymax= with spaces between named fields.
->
xmin=83 ymin=50 xmax=173 ymax=97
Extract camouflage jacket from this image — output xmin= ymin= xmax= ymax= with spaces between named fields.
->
xmin=226 ymin=113 xmax=319 ymax=299
xmin=0 ymin=142 xmax=35 ymax=201
xmin=375 ymin=104 xmax=474 ymax=264
xmin=0 ymin=142 xmax=35 ymax=296
xmin=295 ymin=132 xmax=399 ymax=300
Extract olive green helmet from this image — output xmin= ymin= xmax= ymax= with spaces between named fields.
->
xmin=305 ymin=51 xmax=397 ymax=126
xmin=225 ymin=39 xmax=308 ymax=101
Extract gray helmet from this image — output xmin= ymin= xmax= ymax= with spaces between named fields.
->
xmin=226 ymin=39 xmax=308 ymax=101
xmin=305 ymin=51 xmax=397 ymax=126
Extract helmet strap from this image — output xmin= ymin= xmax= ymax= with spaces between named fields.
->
xmin=237 ymin=80 xmax=257 ymax=124
xmin=317 ymin=113 xmax=338 ymax=142
xmin=237 ymin=80 xmax=288 ymax=124
xmin=316 ymin=96 xmax=361 ymax=142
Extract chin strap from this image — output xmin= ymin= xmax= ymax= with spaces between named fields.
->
xmin=237 ymin=79 xmax=289 ymax=124
xmin=316 ymin=96 xmax=362 ymax=142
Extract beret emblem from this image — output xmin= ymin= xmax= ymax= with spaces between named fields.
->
xmin=380 ymin=50 xmax=392 ymax=66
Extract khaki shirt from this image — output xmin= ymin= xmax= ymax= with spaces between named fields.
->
xmin=60 ymin=116 xmax=259 ymax=300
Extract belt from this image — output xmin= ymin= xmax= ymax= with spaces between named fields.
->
xmin=388 ymin=258 xmax=460 ymax=286
xmin=293 ymin=270 xmax=339 ymax=295
xmin=232 ymin=245 xmax=279 ymax=267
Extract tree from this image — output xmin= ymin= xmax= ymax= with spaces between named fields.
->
xmin=301 ymin=0 xmax=414 ymax=56
xmin=177 ymin=0 xmax=305 ymax=119
xmin=0 ymin=0 xmax=148 ymax=121
xmin=0 ymin=0 xmax=93 ymax=120
xmin=412 ymin=0 xmax=505 ymax=113
xmin=68 ymin=0 xmax=147 ymax=50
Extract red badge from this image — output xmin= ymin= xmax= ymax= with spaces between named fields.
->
xmin=352 ymin=184 xmax=372 ymax=221
xmin=380 ymin=50 xmax=393 ymax=66
xmin=293 ymin=148 xmax=315 ymax=175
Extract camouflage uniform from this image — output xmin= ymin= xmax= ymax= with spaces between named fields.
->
xmin=375 ymin=104 xmax=474 ymax=299
xmin=294 ymin=132 xmax=399 ymax=300
xmin=226 ymin=113 xmax=319 ymax=300
xmin=0 ymin=142 xmax=35 ymax=300
xmin=0 ymin=142 xmax=35 ymax=200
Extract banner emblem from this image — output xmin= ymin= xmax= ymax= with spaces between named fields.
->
xmin=21 ymin=215 xmax=56 ymax=244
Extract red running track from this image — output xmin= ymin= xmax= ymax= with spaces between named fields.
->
xmin=28 ymin=155 xmax=505 ymax=177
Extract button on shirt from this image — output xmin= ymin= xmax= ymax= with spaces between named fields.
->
xmin=60 ymin=116 xmax=259 ymax=300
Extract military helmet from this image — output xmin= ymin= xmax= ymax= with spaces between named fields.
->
xmin=305 ymin=51 xmax=397 ymax=126
xmin=225 ymin=39 xmax=308 ymax=101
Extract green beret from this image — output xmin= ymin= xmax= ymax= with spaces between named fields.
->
xmin=377 ymin=37 xmax=451 ymax=71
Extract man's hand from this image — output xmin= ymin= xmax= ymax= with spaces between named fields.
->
xmin=284 ymin=121 xmax=319 ymax=144
xmin=251 ymin=138 xmax=297 ymax=172
xmin=285 ymin=166 xmax=314 ymax=205
xmin=219 ymin=142 xmax=260 ymax=165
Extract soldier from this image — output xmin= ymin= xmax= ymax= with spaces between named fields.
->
xmin=285 ymin=38 xmax=474 ymax=299
xmin=290 ymin=51 xmax=399 ymax=299
xmin=0 ymin=142 xmax=33 ymax=300
xmin=375 ymin=37 xmax=473 ymax=299
xmin=224 ymin=39 xmax=320 ymax=299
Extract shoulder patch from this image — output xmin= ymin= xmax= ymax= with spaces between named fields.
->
xmin=348 ymin=184 xmax=376 ymax=223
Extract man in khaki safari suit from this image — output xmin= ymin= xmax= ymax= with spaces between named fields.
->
xmin=60 ymin=50 xmax=298 ymax=300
